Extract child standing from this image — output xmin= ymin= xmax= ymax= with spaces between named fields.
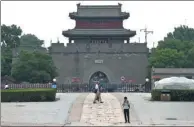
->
xmin=122 ymin=96 xmax=130 ymax=123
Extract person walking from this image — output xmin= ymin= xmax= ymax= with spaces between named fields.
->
xmin=93 ymin=83 xmax=103 ymax=103
xmin=98 ymin=85 xmax=103 ymax=103
xmin=122 ymin=96 xmax=130 ymax=123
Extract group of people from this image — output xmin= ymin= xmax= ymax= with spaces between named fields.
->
xmin=92 ymin=83 xmax=130 ymax=123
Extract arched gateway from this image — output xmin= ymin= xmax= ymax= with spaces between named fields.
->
xmin=89 ymin=71 xmax=109 ymax=87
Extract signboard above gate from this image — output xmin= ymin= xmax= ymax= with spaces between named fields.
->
xmin=95 ymin=59 xmax=103 ymax=64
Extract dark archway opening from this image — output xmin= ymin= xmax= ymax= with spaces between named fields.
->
xmin=89 ymin=71 xmax=109 ymax=87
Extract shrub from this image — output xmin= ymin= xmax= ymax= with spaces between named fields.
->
xmin=151 ymin=89 xmax=194 ymax=101
xmin=1 ymin=88 xmax=57 ymax=102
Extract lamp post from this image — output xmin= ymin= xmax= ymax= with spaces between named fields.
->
xmin=53 ymin=78 xmax=56 ymax=82
xmin=52 ymin=78 xmax=57 ymax=89
xmin=145 ymin=78 xmax=149 ymax=92
xmin=145 ymin=78 xmax=149 ymax=82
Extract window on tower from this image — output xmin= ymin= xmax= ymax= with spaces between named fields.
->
xmin=90 ymin=39 xmax=108 ymax=44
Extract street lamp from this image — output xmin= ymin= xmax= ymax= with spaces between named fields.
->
xmin=145 ymin=78 xmax=149 ymax=82
xmin=52 ymin=78 xmax=57 ymax=89
xmin=53 ymin=78 xmax=56 ymax=82
xmin=145 ymin=78 xmax=150 ymax=92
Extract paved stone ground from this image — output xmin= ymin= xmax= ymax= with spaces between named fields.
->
xmin=112 ymin=93 xmax=142 ymax=126
xmin=119 ymin=93 xmax=194 ymax=126
xmin=2 ymin=92 xmax=194 ymax=126
xmin=66 ymin=93 xmax=132 ymax=126
xmin=1 ymin=93 xmax=81 ymax=126
xmin=66 ymin=93 xmax=89 ymax=123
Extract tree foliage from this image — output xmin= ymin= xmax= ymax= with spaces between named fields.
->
xmin=149 ymin=25 xmax=194 ymax=68
xmin=149 ymin=48 xmax=185 ymax=68
xmin=1 ymin=24 xmax=22 ymax=77
xmin=11 ymin=51 xmax=58 ymax=83
xmin=1 ymin=47 xmax=13 ymax=76
xmin=1 ymin=24 xmax=56 ymax=83
xmin=1 ymin=24 xmax=22 ymax=48
xmin=164 ymin=25 xmax=194 ymax=41
xmin=20 ymin=34 xmax=44 ymax=47
xmin=157 ymin=39 xmax=193 ymax=54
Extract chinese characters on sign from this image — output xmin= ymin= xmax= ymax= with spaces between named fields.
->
xmin=95 ymin=59 xmax=103 ymax=64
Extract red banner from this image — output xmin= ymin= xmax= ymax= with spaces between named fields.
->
xmin=71 ymin=77 xmax=81 ymax=83
xmin=152 ymin=76 xmax=160 ymax=79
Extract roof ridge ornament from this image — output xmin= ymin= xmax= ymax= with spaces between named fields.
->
xmin=77 ymin=3 xmax=81 ymax=7
xmin=57 ymin=37 xmax=60 ymax=43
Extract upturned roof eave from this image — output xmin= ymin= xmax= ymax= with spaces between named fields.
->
xmin=62 ymin=30 xmax=136 ymax=38
xmin=69 ymin=12 xmax=129 ymax=20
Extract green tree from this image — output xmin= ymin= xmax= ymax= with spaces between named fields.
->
xmin=158 ymin=25 xmax=194 ymax=52
xmin=1 ymin=24 xmax=22 ymax=48
xmin=186 ymin=47 xmax=194 ymax=67
xmin=149 ymin=48 xmax=185 ymax=68
xmin=157 ymin=39 xmax=193 ymax=54
xmin=1 ymin=24 xmax=22 ymax=76
xmin=164 ymin=25 xmax=194 ymax=41
xmin=11 ymin=51 xmax=58 ymax=83
xmin=150 ymin=25 xmax=194 ymax=68
xmin=19 ymin=34 xmax=47 ymax=53
xmin=20 ymin=34 xmax=44 ymax=47
xmin=1 ymin=47 xmax=13 ymax=76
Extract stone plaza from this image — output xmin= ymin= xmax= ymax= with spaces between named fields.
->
xmin=2 ymin=92 xmax=194 ymax=126
xmin=2 ymin=3 xmax=194 ymax=126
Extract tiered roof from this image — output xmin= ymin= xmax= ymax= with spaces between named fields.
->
xmin=69 ymin=3 xmax=129 ymax=19
xmin=62 ymin=3 xmax=136 ymax=38
xmin=62 ymin=29 xmax=136 ymax=37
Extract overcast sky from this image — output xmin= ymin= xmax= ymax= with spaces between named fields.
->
xmin=2 ymin=1 xmax=194 ymax=48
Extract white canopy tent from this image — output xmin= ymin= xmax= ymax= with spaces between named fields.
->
xmin=154 ymin=77 xmax=194 ymax=90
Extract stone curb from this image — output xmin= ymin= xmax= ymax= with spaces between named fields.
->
xmin=65 ymin=93 xmax=89 ymax=125
xmin=1 ymin=122 xmax=64 ymax=127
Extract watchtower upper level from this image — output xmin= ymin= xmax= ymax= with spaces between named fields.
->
xmin=70 ymin=3 xmax=129 ymax=29
xmin=63 ymin=3 xmax=136 ymax=39
xmin=70 ymin=3 xmax=129 ymax=19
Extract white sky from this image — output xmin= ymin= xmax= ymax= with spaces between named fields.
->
xmin=1 ymin=1 xmax=194 ymax=48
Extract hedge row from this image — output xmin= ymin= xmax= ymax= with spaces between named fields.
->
xmin=1 ymin=88 xmax=57 ymax=102
xmin=151 ymin=89 xmax=194 ymax=101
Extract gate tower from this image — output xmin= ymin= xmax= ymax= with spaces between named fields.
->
xmin=50 ymin=3 xmax=149 ymax=85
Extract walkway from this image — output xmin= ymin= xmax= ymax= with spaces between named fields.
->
xmin=67 ymin=93 xmax=129 ymax=126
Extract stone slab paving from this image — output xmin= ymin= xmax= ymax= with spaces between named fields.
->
xmin=78 ymin=93 xmax=126 ymax=126
xmin=112 ymin=93 xmax=142 ymax=126
xmin=1 ymin=93 xmax=81 ymax=126
xmin=119 ymin=93 xmax=194 ymax=126
xmin=66 ymin=93 xmax=89 ymax=123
